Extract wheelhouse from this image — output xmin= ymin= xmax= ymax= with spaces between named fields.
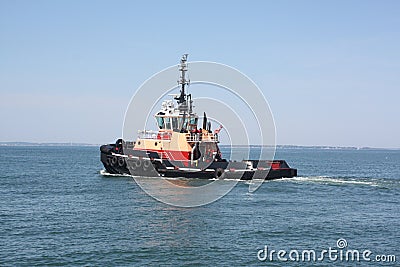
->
xmin=155 ymin=100 xmax=198 ymax=132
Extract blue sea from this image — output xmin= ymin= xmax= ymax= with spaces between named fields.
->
xmin=0 ymin=146 xmax=399 ymax=266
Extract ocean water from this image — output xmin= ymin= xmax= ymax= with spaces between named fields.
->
xmin=0 ymin=146 xmax=399 ymax=266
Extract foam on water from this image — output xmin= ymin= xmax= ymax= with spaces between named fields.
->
xmin=100 ymin=170 xmax=392 ymax=188
xmin=278 ymin=175 xmax=384 ymax=187
xmin=99 ymin=169 xmax=132 ymax=177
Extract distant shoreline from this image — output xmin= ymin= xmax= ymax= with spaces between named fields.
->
xmin=0 ymin=142 xmax=398 ymax=150
xmin=0 ymin=142 xmax=100 ymax=147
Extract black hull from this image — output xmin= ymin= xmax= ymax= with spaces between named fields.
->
xmin=100 ymin=140 xmax=297 ymax=180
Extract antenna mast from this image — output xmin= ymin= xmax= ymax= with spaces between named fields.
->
xmin=175 ymin=54 xmax=190 ymax=111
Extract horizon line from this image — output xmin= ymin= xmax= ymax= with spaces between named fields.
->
xmin=0 ymin=141 xmax=399 ymax=150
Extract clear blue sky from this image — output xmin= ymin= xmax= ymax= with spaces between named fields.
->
xmin=1 ymin=0 xmax=399 ymax=148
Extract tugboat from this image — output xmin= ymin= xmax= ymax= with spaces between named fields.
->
xmin=100 ymin=55 xmax=297 ymax=180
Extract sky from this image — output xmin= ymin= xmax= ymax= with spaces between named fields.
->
xmin=0 ymin=0 xmax=399 ymax=148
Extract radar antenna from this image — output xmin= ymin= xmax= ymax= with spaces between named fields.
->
xmin=175 ymin=54 xmax=190 ymax=105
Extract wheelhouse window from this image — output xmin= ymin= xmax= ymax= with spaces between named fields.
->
xmin=172 ymin=117 xmax=179 ymax=130
xmin=164 ymin=117 xmax=171 ymax=129
xmin=189 ymin=117 xmax=198 ymax=125
xmin=177 ymin=117 xmax=186 ymax=130
xmin=156 ymin=115 xmax=196 ymax=131
xmin=156 ymin=117 xmax=164 ymax=129
xmin=188 ymin=117 xmax=198 ymax=131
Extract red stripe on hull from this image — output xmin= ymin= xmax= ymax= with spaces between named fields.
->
xmin=134 ymin=148 xmax=190 ymax=161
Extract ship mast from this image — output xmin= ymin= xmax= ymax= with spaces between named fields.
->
xmin=175 ymin=54 xmax=192 ymax=113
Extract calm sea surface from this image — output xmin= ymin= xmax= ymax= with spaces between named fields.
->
xmin=0 ymin=146 xmax=399 ymax=266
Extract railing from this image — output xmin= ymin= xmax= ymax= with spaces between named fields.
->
xmin=186 ymin=132 xmax=219 ymax=142
xmin=137 ymin=130 xmax=172 ymax=140
xmin=137 ymin=130 xmax=218 ymax=142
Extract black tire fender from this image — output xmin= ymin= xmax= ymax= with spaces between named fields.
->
xmin=118 ymin=157 xmax=125 ymax=167
xmin=214 ymin=168 xmax=225 ymax=179
xmin=111 ymin=156 xmax=117 ymax=166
